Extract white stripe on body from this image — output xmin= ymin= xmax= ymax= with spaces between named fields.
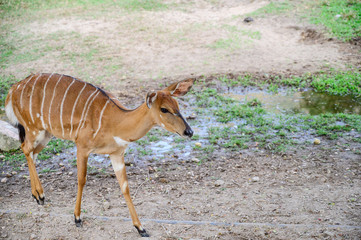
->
xmin=60 ymin=79 xmax=76 ymax=138
xmin=40 ymin=73 xmax=54 ymax=129
xmin=48 ymin=75 xmax=64 ymax=132
xmin=29 ymin=74 xmax=43 ymax=124
xmin=20 ymin=74 xmax=35 ymax=109
xmin=93 ymin=99 xmax=110 ymax=139
xmin=70 ymin=83 xmax=87 ymax=138
xmin=74 ymin=89 xmax=98 ymax=138
xmin=78 ymin=91 xmax=101 ymax=131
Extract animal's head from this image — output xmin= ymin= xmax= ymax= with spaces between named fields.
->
xmin=145 ymin=78 xmax=195 ymax=138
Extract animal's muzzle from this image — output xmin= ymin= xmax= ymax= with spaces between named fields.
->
xmin=184 ymin=127 xmax=193 ymax=137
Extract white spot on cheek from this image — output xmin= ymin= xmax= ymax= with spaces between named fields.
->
xmin=113 ymin=136 xmax=129 ymax=147
xmin=161 ymin=123 xmax=165 ymax=128
xmin=36 ymin=113 xmax=40 ymax=118
xmin=33 ymin=131 xmax=36 ymax=135
xmin=121 ymin=181 xmax=128 ymax=192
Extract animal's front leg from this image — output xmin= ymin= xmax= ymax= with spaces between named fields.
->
xmin=110 ymin=150 xmax=149 ymax=237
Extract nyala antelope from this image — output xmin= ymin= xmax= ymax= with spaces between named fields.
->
xmin=5 ymin=73 xmax=194 ymax=237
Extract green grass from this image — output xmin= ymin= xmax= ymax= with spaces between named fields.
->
xmin=0 ymin=74 xmax=16 ymax=105
xmin=310 ymin=0 xmax=361 ymax=41
xmin=248 ymin=0 xmax=293 ymax=17
xmin=192 ymin=79 xmax=361 ymax=152
xmin=0 ymin=0 xmax=167 ymax=16
xmin=218 ymin=69 xmax=361 ymax=97
xmin=208 ymin=25 xmax=261 ymax=50
xmin=0 ymin=138 xmax=74 ymax=171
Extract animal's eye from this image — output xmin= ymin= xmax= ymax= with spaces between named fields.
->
xmin=160 ymin=108 xmax=169 ymax=113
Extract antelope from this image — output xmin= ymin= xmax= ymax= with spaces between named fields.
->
xmin=5 ymin=73 xmax=195 ymax=237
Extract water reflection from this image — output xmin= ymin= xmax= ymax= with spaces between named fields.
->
xmin=225 ymin=89 xmax=361 ymax=115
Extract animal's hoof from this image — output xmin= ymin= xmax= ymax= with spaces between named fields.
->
xmin=74 ymin=217 xmax=82 ymax=227
xmin=32 ymin=191 xmax=45 ymax=205
xmin=135 ymin=226 xmax=150 ymax=237
xmin=32 ymin=194 xmax=40 ymax=205
xmin=39 ymin=196 xmax=45 ymax=205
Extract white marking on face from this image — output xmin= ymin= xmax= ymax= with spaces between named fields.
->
xmin=32 ymin=131 xmax=36 ymax=135
xmin=74 ymin=89 xmax=98 ymax=138
xmin=93 ymin=100 xmax=110 ymax=139
xmin=20 ymin=74 xmax=35 ymax=109
xmin=161 ymin=123 xmax=165 ymax=128
xmin=60 ymin=79 xmax=75 ymax=138
xmin=70 ymin=83 xmax=87 ymax=137
xmin=113 ymin=136 xmax=129 ymax=147
xmin=48 ymin=75 xmax=64 ymax=132
xmin=16 ymin=84 xmax=20 ymax=89
xmin=121 ymin=181 xmax=128 ymax=193
xmin=36 ymin=113 xmax=40 ymax=118
xmin=40 ymin=73 xmax=54 ymax=129
xmin=29 ymin=74 xmax=43 ymax=123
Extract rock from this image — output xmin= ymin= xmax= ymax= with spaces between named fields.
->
xmin=215 ymin=179 xmax=225 ymax=187
xmin=0 ymin=120 xmax=20 ymax=151
xmin=1 ymin=178 xmax=8 ymax=183
xmin=103 ymin=201 xmax=110 ymax=210
xmin=244 ymin=17 xmax=254 ymax=23
xmin=68 ymin=171 xmax=74 ymax=176
xmin=251 ymin=176 xmax=260 ymax=182
xmin=159 ymin=178 xmax=169 ymax=183
xmin=314 ymin=138 xmax=321 ymax=145
xmin=195 ymin=142 xmax=202 ymax=147
xmin=192 ymin=158 xmax=200 ymax=163
xmin=30 ymin=233 xmax=37 ymax=239
xmin=186 ymin=113 xmax=197 ymax=120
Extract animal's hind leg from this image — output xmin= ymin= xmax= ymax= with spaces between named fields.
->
xmin=22 ymin=130 xmax=51 ymax=205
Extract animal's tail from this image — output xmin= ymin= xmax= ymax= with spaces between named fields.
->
xmin=5 ymin=88 xmax=26 ymax=143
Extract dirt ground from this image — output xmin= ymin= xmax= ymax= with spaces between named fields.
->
xmin=1 ymin=0 xmax=361 ymax=239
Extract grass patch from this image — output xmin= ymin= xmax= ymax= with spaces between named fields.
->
xmin=217 ymin=69 xmax=361 ymax=97
xmin=0 ymin=0 xmax=167 ymax=17
xmin=0 ymin=139 xmax=74 ymax=172
xmin=193 ymin=79 xmax=361 ymax=152
xmin=0 ymin=74 xmax=16 ymax=105
xmin=208 ymin=25 xmax=261 ymax=50
xmin=247 ymin=0 xmax=293 ymax=17
xmin=309 ymin=0 xmax=361 ymax=41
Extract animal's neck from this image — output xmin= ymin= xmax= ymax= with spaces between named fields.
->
xmin=112 ymin=102 xmax=156 ymax=142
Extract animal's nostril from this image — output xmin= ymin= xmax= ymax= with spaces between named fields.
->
xmin=184 ymin=128 xmax=193 ymax=137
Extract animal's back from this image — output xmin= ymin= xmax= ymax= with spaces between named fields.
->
xmin=6 ymin=73 xmax=111 ymax=141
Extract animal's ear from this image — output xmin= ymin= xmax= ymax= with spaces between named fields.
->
xmin=164 ymin=78 xmax=195 ymax=97
xmin=146 ymin=92 xmax=157 ymax=109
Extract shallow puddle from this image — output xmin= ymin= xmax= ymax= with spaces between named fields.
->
xmin=224 ymin=88 xmax=361 ymax=115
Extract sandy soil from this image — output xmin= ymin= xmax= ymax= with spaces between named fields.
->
xmin=1 ymin=0 xmax=361 ymax=239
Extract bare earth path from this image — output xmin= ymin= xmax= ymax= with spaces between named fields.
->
xmin=1 ymin=1 xmax=360 ymax=239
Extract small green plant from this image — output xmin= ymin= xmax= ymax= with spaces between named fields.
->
xmin=309 ymin=0 xmax=361 ymax=41
xmin=40 ymin=168 xmax=56 ymax=174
